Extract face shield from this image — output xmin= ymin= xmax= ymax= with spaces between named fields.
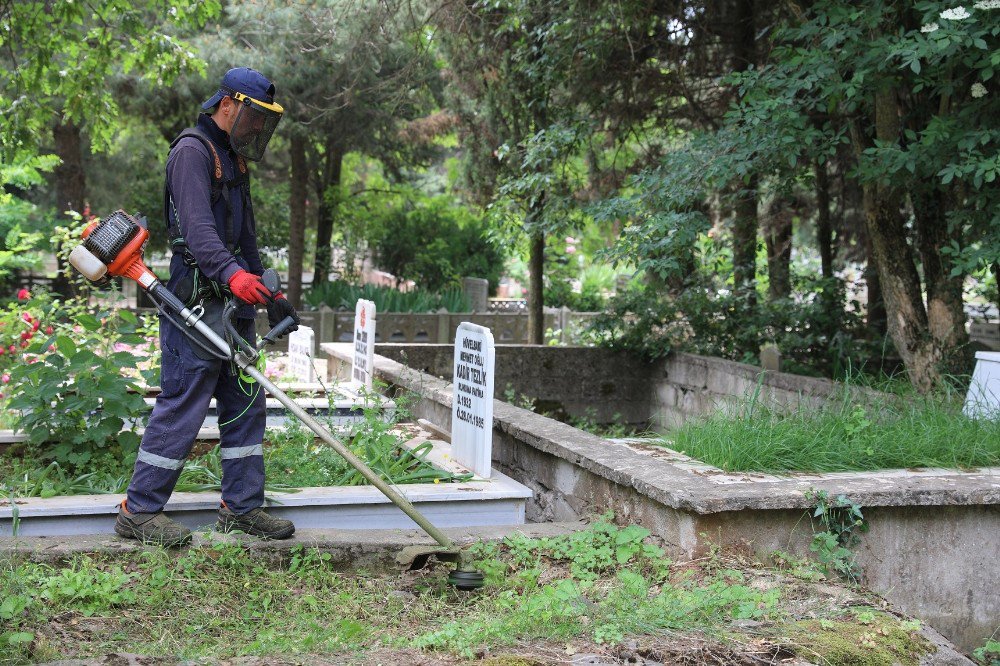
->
xmin=227 ymin=90 xmax=283 ymax=162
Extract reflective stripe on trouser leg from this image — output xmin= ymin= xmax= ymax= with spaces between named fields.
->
xmin=217 ymin=318 xmax=266 ymax=514
xmin=126 ymin=316 xmax=218 ymax=513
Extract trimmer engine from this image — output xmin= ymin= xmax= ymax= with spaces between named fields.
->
xmin=83 ymin=210 xmax=142 ymax=264
xmin=69 ymin=210 xmax=156 ymax=288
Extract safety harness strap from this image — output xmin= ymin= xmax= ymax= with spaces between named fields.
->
xmin=163 ymin=126 xmax=250 ymax=257
xmin=163 ymin=127 xmax=253 ymax=306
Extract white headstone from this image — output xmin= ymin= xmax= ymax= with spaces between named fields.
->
xmin=352 ymin=299 xmax=376 ymax=389
xmin=964 ymin=351 xmax=1000 ymax=420
xmin=452 ymin=322 xmax=495 ymax=478
xmin=287 ymin=326 xmax=315 ymax=383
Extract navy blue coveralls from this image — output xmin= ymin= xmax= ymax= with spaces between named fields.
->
xmin=126 ymin=114 xmax=267 ymax=515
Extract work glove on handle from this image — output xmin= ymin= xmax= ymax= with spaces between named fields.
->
xmin=267 ymin=292 xmax=300 ymax=333
xmin=228 ymin=269 xmax=273 ymax=305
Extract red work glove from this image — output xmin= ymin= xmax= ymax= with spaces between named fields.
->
xmin=227 ymin=269 xmax=273 ymax=305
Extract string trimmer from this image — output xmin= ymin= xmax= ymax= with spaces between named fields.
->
xmin=68 ymin=210 xmax=484 ymax=591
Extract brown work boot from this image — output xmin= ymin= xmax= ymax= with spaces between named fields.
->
xmin=216 ymin=502 xmax=295 ymax=540
xmin=114 ymin=500 xmax=192 ymax=547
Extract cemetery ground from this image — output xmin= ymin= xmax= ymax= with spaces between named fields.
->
xmin=0 ymin=518 xmax=963 ymax=666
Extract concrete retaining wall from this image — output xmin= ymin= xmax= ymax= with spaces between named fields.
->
xmin=372 ymin=344 xmax=868 ymax=431
xmin=324 ymin=345 xmax=1000 ymax=654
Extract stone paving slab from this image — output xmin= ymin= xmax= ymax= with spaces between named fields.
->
xmin=0 ymin=521 xmax=588 ymax=569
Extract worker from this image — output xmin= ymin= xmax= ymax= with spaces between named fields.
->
xmin=115 ymin=67 xmax=299 ymax=546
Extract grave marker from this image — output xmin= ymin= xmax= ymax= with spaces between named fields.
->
xmin=452 ymin=322 xmax=495 ymax=478
xmin=462 ymin=277 xmax=489 ymax=312
xmin=352 ymin=299 xmax=376 ymax=389
xmin=287 ymin=325 xmax=316 ymax=382
xmin=964 ymin=351 xmax=1000 ymax=420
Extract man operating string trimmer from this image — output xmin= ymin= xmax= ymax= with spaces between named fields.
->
xmin=116 ymin=67 xmax=300 ymax=546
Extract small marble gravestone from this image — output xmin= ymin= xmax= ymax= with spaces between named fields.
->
xmin=964 ymin=351 xmax=1000 ymax=420
xmin=452 ymin=322 xmax=496 ymax=478
xmin=352 ymin=299 xmax=376 ymax=389
xmin=287 ymin=325 xmax=315 ymax=382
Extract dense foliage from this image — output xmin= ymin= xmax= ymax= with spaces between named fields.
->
xmin=1 ymin=0 xmax=997 ymax=387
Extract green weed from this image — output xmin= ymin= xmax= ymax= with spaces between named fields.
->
xmin=805 ymin=489 xmax=868 ymax=583
xmin=0 ymin=520 xmax=932 ymax=664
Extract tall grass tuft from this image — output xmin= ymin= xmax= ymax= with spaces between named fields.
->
xmin=667 ymin=378 xmax=1000 ymax=473
xmin=303 ymin=282 xmax=470 ymax=312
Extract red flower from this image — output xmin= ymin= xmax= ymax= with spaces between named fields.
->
xmin=16 ymin=288 xmax=30 ymax=300
xmin=45 ymin=326 xmax=53 ymax=335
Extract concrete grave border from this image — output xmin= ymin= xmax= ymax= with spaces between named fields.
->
xmin=322 ymin=344 xmax=999 ymax=654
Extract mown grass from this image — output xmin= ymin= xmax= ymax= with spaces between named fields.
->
xmin=667 ymin=381 xmax=1000 ymax=473
xmin=0 ymin=520 xmax=932 ymax=665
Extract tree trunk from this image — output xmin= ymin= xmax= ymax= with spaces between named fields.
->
xmin=287 ymin=134 xmax=307 ymax=309
xmin=815 ymin=159 xmax=834 ymax=280
xmin=527 ymin=230 xmax=545 ymax=345
xmin=732 ymin=177 xmax=759 ymax=307
xmin=852 ymin=88 xmax=939 ymax=391
xmin=911 ymin=187 xmax=969 ymax=374
xmin=764 ymin=199 xmax=792 ymax=301
xmin=53 ymin=120 xmax=86 ymax=297
xmin=313 ymin=142 xmax=344 ymax=287
xmin=860 ymin=219 xmax=887 ymax=339
xmin=730 ymin=0 xmax=758 ymax=308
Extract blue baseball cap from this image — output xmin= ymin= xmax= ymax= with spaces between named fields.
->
xmin=201 ymin=67 xmax=276 ymax=111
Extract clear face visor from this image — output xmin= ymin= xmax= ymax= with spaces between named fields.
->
xmin=228 ymin=91 xmax=283 ymax=162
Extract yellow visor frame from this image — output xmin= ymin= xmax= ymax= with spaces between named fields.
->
xmin=230 ymin=90 xmax=284 ymax=115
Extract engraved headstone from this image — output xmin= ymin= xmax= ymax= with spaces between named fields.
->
xmin=352 ymin=299 xmax=376 ymax=389
xmin=452 ymin=322 xmax=495 ymax=477
xmin=287 ymin=325 xmax=316 ymax=383
xmin=462 ymin=277 xmax=489 ymax=312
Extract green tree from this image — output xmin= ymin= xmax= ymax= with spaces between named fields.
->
xmin=207 ymin=0 xmax=442 ymax=305
xmin=0 ymin=0 xmax=219 ymax=291
xmin=730 ymin=0 xmax=999 ymax=389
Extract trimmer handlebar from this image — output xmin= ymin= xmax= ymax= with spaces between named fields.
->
xmin=261 ymin=316 xmax=297 ymax=348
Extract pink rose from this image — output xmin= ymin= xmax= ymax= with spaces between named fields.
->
xmin=16 ymin=288 xmax=30 ymax=300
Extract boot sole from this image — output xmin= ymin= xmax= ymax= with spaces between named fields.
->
xmin=114 ymin=516 xmax=192 ymax=547
xmin=216 ymin=517 xmax=295 ymax=540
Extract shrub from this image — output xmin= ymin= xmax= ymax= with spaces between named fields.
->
xmin=7 ymin=294 xmax=152 ymax=471
xmin=368 ymin=195 xmax=506 ymax=292
xmin=302 ymin=281 xmax=469 ymax=312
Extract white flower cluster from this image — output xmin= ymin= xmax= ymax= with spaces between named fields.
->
xmin=921 ymin=22 xmax=940 ymax=32
xmin=973 ymin=0 xmax=1000 ymax=8
xmin=940 ymin=6 xmax=971 ymax=19
xmin=971 ymin=82 xmax=988 ymax=98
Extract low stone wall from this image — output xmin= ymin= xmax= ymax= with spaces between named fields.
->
xmin=371 ymin=344 xmax=865 ymax=431
xmin=248 ymin=308 xmax=600 ymax=352
xmin=651 ymin=351 xmax=873 ymax=429
xmin=372 ymin=344 xmax=656 ymax=426
xmin=324 ymin=344 xmax=1000 ymax=654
